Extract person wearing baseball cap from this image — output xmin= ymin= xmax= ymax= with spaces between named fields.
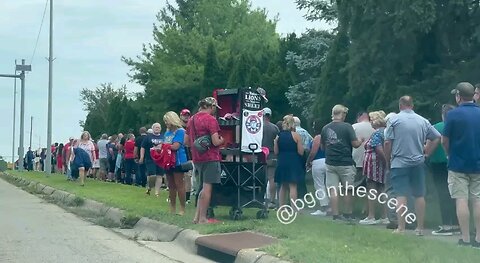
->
xmin=180 ymin=109 xmax=191 ymax=128
xmin=443 ymin=82 xmax=480 ymax=247
xmin=262 ymin=107 xmax=280 ymax=208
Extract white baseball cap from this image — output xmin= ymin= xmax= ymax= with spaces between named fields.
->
xmin=263 ymin=107 xmax=272 ymax=115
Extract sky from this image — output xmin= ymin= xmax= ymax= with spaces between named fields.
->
xmin=0 ymin=0 xmax=330 ymax=162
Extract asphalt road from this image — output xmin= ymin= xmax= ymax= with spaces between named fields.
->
xmin=0 ymin=178 xmax=214 ymax=263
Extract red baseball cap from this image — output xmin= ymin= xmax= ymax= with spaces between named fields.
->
xmin=180 ymin=109 xmax=191 ymax=116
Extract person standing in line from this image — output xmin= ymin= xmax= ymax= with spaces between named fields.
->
xmin=97 ymin=134 xmax=109 ymax=181
xmin=474 ymin=83 xmax=480 ymax=104
xmin=293 ymin=116 xmax=312 ymax=199
xmin=180 ymin=109 xmax=194 ymax=203
xmin=64 ymin=137 xmax=74 ymax=180
xmin=359 ymin=111 xmax=388 ymax=225
xmin=134 ymin=127 xmax=148 ymax=187
xmin=384 ymin=96 xmax=440 ymax=235
xmin=140 ymin=123 xmax=165 ymax=196
xmin=123 ymin=133 xmax=136 ymax=185
xmin=26 ymin=147 xmax=35 ymax=171
xmin=306 ymin=119 xmax=330 ymax=216
xmin=352 ymin=111 xmax=375 ymax=216
xmin=262 ymin=107 xmax=280 ymax=209
xmin=321 ymin=105 xmax=364 ymax=221
xmin=428 ymin=104 xmax=460 ymax=236
xmin=275 ymin=115 xmax=304 ymax=207
xmin=91 ymin=141 xmax=100 ymax=179
xmin=70 ymin=139 xmax=92 ymax=186
xmin=78 ymin=131 xmax=96 ymax=170
xmin=164 ymin=111 xmax=188 ymax=215
xmin=56 ymin=144 xmax=64 ymax=174
xmin=107 ymin=135 xmax=118 ymax=182
xmin=442 ymin=82 xmax=480 ymax=247
xmin=186 ymin=97 xmax=224 ymax=224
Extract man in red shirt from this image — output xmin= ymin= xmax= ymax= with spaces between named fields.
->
xmin=186 ymin=97 xmax=224 ymax=224
xmin=63 ymin=137 xmax=74 ymax=180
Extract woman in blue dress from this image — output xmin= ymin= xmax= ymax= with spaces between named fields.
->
xmin=274 ymin=115 xmax=304 ymax=207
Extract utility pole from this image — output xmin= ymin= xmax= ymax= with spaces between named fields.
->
xmin=29 ymin=116 xmax=33 ymax=149
xmin=45 ymin=0 xmax=54 ymax=175
xmin=12 ymin=60 xmax=17 ymax=167
xmin=0 ymin=60 xmax=31 ymax=171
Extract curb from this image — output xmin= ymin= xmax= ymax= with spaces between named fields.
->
xmin=0 ymin=172 xmax=289 ymax=263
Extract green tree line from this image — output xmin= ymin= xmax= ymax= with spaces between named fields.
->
xmin=81 ymin=0 xmax=480 ymax=138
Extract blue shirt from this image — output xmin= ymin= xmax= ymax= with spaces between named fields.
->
xmin=164 ymin=128 xmax=187 ymax=166
xmin=296 ymin=127 xmax=313 ymax=151
xmin=443 ymin=103 xmax=480 ymax=173
xmin=385 ymin=109 xmax=440 ymax=168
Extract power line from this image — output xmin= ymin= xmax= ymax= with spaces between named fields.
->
xmin=30 ymin=0 xmax=49 ymax=64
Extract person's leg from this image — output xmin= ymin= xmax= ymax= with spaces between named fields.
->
xmin=167 ymin=173 xmax=177 ymax=213
xmin=125 ymin=159 xmax=133 ymax=185
xmin=431 ymin=162 xmax=458 ymax=233
xmin=140 ymin=163 xmax=147 ymax=187
xmin=289 ymin=183 xmax=298 ymax=205
xmin=326 ymin=165 xmax=340 ymax=218
xmin=340 ymin=165 xmax=355 ymax=217
xmin=155 ymin=175 xmax=163 ymax=196
xmin=198 ymin=183 xmax=212 ymax=224
xmin=79 ymin=167 xmax=85 ymax=186
xmin=279 ymin=183 xmax=287 ymax=206
xmin=267 ymin=159 xmax=277 ymax=206
xmin=366 ymin=180 xmax=376 ymax=219
xmin=391 ymin=167 xmax=410 ymax=232
xmin=175 ymin=171 xmax=186 ymax=215
xmin=470 ymin=174 xmax=480 ymax=243
xmin=317 ymin=159 xmax=329 ymax=208
xmin=184 ymin=171 xmax=192 ymax=202
xmin=410 ymin=165 xmax=426 ymax=233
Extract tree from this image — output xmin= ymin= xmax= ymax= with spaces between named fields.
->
xmin=285 ymin=30 xmax=334 ymax=122
xmin=123 ymin=0 xmax=280 ymax=116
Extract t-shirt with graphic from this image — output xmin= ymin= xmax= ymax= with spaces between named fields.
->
xmin=141 ymin=133 xmax=164 ymax=161
xmin=164 ymin=128 xmax=187 ymax=166
xmin=186 ymin=112 xmax=221 ymax=163
xmin=124 ymin=139 xmax=135 ymax=159
xmin=321 ymin=121 xmax=357 ymax=166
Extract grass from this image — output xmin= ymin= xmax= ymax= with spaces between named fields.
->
xmin=4 ymin=170 xmax=480 ymax=263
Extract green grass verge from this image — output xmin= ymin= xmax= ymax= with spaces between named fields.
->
xmin=5 ymin=171 xmax=479 ymax=263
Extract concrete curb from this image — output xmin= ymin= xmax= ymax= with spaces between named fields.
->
xmin=133 ymin=217 xmax=184 ymax=242
xmin=234 ymin=249 xmax=266 ymax=263
xmin=0 ymin=172 xmax=289 ymax=263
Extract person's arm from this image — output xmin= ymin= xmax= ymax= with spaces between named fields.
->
xmin=349 ymin=125 xmax=364 ymax=148
xmin=109 ymin=145 xmax=114 ymax=160
xmin=424 ymin=121 xmax=442 ymax=158
xmin=211 ymin=133 xmax=224 ymax=146
xmin=307 ymin=135 xmax=321 ymax=165
xmin=140 ymin=147 xmax=145 ymax=164
xmin=134 ymin=146 xmax=139 ymax=159
xmin=293 ymin=132 xmax=304 ymax=156
xmin=170 ymin=129 xmax=185 ymax=151
xmin=441 ymin=136 xmax=449 ymax=157
xmin=375 ymin=145 xmax=387 ymax=166
xmin=274 ymin=136 xmax=279 ymax=155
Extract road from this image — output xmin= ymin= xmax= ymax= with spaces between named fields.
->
xmin=0 ymin=178 xmax=214 ymax=263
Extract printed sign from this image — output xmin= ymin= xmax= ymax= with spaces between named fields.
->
xmin=243 ymin=90 xmax=262 ymax=110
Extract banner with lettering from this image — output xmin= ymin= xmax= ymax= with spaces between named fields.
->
xmin=241 ymin=109 xmax=263 ymax=153
xmin=242 ymin=90 xmax=262 ymax=110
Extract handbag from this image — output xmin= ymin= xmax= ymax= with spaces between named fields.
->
xmin=192 ymin=115 xmax=212 ymax=154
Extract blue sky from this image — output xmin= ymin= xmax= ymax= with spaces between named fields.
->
xmin=0 ymin=0 xmax=329 ymax=161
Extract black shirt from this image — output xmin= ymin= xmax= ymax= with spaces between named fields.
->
xmin=321 ymin=121 xmax=357 ymax=166
xmin=135 ymin=134 xmax=147 ymax=158
xmin=141 ymin=134 xmax=164 ymax=160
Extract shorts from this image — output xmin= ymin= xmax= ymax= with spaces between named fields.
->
xmin=93 ymin=159 xmax=100 ymax=169
xmin=390 ymin=164 xmax=426 ymax=198
xmin=448 ymin=171 xmax=480 ymax=199
xmin=108 ymin=159 xmax=116 ymax=173
xmin=194 ymin=161 xmax=221 ymax=184
xmin=326 ymin=165 xmax=355 ymax=188
xmin=266 ymin=159 xmax=277 ymax=179
xmin=166 ymin=165 xmax=185 ymax=174
xmin=99 ymin=158 xmax=108 ymax=172
xmin=146 ymin=159 xmax=165 ymax=176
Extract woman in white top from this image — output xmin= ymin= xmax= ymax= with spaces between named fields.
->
xmin=78 ymin=131 xmax=96 ymax=169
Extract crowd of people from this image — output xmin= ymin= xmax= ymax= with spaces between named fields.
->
xmin=265 ymin=82 xmax=480 ymax=249
xmin=21 ymin=82 xmax=480 ymax=248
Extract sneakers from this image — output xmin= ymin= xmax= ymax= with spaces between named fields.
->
xmin=472 ymin=240 xmax=480 ymax=249
xmin=432 ymin=226 xmax=456 ymax=236
xmin=359 ymin=217 xmax=377 ymax=225
xmin=310 ymin=210 xmax=327 ymax=216
xmin=458 ymin=239 xmax=470 ymax=247
xmin=376 ymin=218 xmax=390 ymax=225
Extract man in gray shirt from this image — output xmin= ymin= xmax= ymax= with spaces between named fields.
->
xmin=384 ymin=96 xmax=440 ymax=235
xmin=97 ymin=134 xmax=109 ymax=181
xmin=262 ymin=108 xmax=280 ymax=208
